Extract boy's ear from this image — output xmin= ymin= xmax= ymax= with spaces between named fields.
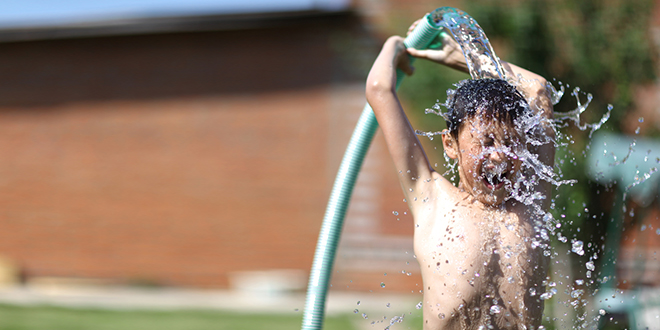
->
xmin=442 ymin=130 xmax=458 ymax=159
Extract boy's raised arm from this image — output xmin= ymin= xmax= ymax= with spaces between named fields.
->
xmin=366 ymin=36 xmax=436 ymax=198
xmin=501 ymin=62 xmax=555 ymax=210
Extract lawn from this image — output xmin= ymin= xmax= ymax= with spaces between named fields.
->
xmin=0 ymin=304 xmax=358 ymax=330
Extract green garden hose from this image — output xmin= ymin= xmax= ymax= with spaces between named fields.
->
xmin=301 ymin=9 xmax=448 ymax=330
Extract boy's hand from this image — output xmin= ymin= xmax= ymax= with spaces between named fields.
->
xmin=387 ymin=36 xmax=415 ymax=76
xmin=405 ymin=19 xmax=469 ymax=73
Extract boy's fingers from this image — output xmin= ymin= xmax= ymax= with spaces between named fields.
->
xmin=402 ymin=64 xmax=415 ymax=76
xmin=408 ymin=48 xmax=447 ymax=61
xmin=407 ymin=48 xmax=431 ymax=59
xmin=397 ymin=55 xmax=414 ymax=75
xmin=406 ymin=48 xmax=421 ymax=57
xmin=406 ymin=19 xmax=422 ymax=36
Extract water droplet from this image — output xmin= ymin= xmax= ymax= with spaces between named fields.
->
xmin=354 ymin=309 xmax=359 ymax=313
xmin=507 ymin=276 xmax=514 ymax=283
xmin=490 ymin=305 xmax=502 ymax=314
xmin=571 ymin=240 xmax=584 ymax=256
xmin=416 ymin=301 xmax=423 ymax=309
xmin=438 ymin=313 xmax=446 ymax=319
xmin=639 ymin=117 xmax=645 ymax=123
xmin=599 ymin=309 xmax=606 ymax=315
xmin=386 ymin=303 xmax=391 ymax=308
xmin=362 ymin=313 xmax=368 ymax=319
xmin=357 ymin=301 xmax=360 ymax=305
xmin=380 ymin=282 xmax=386 ymax=288
xmin=540 ymin=292 xmax=553 ymax=300
xmin=586 ymin=260 xmax=595 ymax=271
xmin=575 ymin=279 xmax=584 ymax=285
xmin=656 ymin=229 xmax=660 ymax=235
xmin=570 ymin=289 xmax=584 ymax=298
xmin=543 ymin=213 xmax=553 ymax=222
xmin=635 ymin=127 xmax=641 ymax=134
xmin=392 ymin=211 xmax=398 ymax=216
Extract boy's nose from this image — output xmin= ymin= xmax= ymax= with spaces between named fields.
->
xmin=487 ymin=150 xmax=505 ymax=162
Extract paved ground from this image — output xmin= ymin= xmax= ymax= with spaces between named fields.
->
xmin=0 ymin=284 xmax=420 ymax=313
xmin=0 ymin=283 xmax=423 ymax=329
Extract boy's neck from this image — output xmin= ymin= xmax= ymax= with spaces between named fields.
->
xmin=457 ymin=183 xmax=506 ymax=207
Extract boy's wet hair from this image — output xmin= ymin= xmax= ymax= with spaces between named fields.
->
xmin=446 ymin=78 xmax=529 ymax=138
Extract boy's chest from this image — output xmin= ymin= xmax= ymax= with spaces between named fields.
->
xmin=414 ymin=197 xmax=532 ymax=262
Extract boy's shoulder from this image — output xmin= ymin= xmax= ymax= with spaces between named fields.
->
xmin=412 ymin=171 xmax=475 ymax=227
xmin=412 ymin=171 xmax=459 ymax=208
xmin=419 ymin=171 xmax=473 ymax=207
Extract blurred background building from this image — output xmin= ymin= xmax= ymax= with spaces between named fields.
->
xmin=0 ymin=0 xmax=424 ymax=293
xmin=0 ymin=2 xmax=659 ymax=327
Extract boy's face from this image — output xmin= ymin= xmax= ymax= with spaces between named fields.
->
xmin=443 ymin=117 xmax=524 ymax=206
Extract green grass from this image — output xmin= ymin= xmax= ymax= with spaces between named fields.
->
xmin=0 ymin=304 xmax=357 ymax=330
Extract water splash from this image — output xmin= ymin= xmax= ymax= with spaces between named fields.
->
xmin=623 ymin=166 xmax=659 ymax=200
xmin=552 ymin=88 xmax=612 ymax=138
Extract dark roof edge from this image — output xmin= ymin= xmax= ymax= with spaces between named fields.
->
xmin=0 ymin=9 xmax=354 ymax=43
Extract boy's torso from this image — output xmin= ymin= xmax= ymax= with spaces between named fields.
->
xmin=412 ymin=173 xmax=546 ymax=329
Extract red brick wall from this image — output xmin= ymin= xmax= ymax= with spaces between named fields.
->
xmin=0 ymin=88 xmax=335 ymax=287
xmin=0 ymin=13 xmax=426 ymax=290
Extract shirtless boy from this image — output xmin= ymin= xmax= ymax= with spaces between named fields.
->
xmin=366 ymin=26 xmax=554 ymax=330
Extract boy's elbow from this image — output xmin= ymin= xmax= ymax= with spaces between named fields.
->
xmin=365 ymin=79 xmax=379 ymax=103
xmin=366 ymin=77 xmax=393 ymax=105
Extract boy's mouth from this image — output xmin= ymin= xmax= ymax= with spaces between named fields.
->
xmin=482 ymin=162 xmax=509 ymax=191
xmin=483 ymin=171 xmax=507 ymax=190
